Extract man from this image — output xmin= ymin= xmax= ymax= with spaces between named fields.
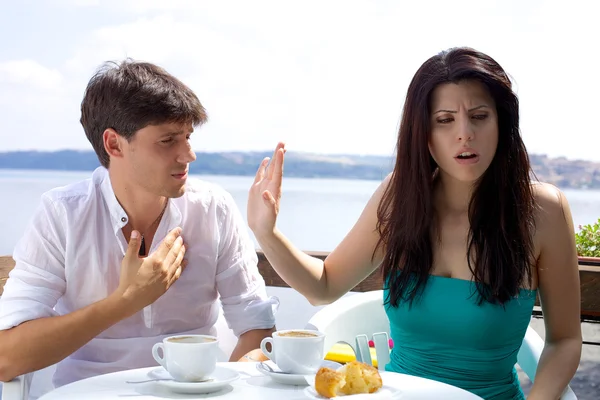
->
xmin=0 ymin=60 xmax=278 ymax=389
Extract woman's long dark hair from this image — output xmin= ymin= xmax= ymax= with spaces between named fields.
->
xmin=377 ymin=47 xmax=536 ymax=307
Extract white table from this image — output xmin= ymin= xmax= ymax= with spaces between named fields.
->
xmin=38 ymin=362 xmax=482 ymax=399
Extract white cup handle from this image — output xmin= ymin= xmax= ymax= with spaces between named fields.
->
xmin=260 ymin=337 xmax=275 ymax=362
xmin=152 ymin=343 xmax=166 ymax=369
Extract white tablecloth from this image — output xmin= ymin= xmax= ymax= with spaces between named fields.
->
xmin=37 ymin=362 xmax=482 ymax=399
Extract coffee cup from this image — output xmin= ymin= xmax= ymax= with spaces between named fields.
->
xmin=259 ymin=329 xmax=325 ymax=374
xmin=152 ymin=334 xmax=219 ymax=382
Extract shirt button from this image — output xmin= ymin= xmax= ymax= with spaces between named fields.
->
xmin=121 ymin=217 xmax=127 ymax=223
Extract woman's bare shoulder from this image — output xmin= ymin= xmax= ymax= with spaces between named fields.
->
xmin=531 ymin=181 xmax=575 ymax=240
xmin=532 ymin=181 xmax=567 ymax=213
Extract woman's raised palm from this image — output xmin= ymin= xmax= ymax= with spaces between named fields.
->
xmin=247 ymin=142 xmax=286 ymax=236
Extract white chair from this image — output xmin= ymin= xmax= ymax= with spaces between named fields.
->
xmin=0 ymin=373 xmax=32 ymax=400
xmin=305 ymin=290 xmax=577 ymax=400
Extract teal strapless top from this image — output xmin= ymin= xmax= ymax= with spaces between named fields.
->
xmin=384 ymin=275 xmax=536 ymax=400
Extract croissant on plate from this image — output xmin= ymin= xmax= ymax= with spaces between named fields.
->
xmin=315 ymin=360 xmax=383 ymax=398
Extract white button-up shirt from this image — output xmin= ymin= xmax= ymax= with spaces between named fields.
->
xmin=0 ymin=167 xmax=278 ymax=388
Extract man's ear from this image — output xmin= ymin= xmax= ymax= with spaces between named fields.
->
xmin=103 ymin=128 xmax=125 ymax=160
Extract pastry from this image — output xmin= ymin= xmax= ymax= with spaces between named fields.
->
xmin=315 ymin=366 xmax=347 ymax=398
xmin=315 ymin=361 xmax=383 ymax=398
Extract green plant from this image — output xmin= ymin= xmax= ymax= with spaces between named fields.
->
xmin=575 ymin=218 xmax=600 ymax=258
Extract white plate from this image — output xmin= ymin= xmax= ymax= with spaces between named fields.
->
xmin=303 ymin=385 xmax=403 ymax=399
xmin=256 ymin=360 xmax=342 ymax=386
xmin=303 ymin=370 xmax=404 ymax=399
xmin=147 ymin=366 xmax=240 ymax=394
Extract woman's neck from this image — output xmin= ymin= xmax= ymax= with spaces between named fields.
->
xmin=433 ymin=172 xmax=475 ymax=216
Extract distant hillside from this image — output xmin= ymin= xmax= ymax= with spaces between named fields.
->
xmin=0 ymin=150 xmax=599 ymax=189
xmin=0 ymin=150 xmax=394 ymax=181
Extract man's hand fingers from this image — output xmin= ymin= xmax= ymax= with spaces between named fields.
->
xmin=163 ymin=236 xmax=184 ymax=267
xmin=124 ymin=230 xmax=142 ymax=260
xmin=170 ymin=266 xmax=182 ymax=287
xmin=168 ymin=245 xmax=186 ymax=275
xmin=168 ymin=260 xmax=186 ymax=288
xmin=155 ymin=227 xmax=182 ymax=259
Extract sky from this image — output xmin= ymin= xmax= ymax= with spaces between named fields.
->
xmin=1 ymin=0 xmax=599 ymax=161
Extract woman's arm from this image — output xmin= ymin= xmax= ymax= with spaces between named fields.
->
xmin=527 ymin=184 xmax=582 ymax=400
xmin=247 ymin=143 xmax=388 ymax=305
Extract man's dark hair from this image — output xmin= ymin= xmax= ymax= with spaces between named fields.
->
xmin=80 ymin=59 xmax=207 ymax=167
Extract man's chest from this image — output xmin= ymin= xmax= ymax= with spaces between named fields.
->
xmin=60 ymin=236 xmax=220 ymax=309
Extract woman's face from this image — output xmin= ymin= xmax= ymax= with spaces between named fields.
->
xmin=428 ymin=79 xmax=499 ymax=184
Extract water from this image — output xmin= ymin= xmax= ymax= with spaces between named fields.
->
xmin=0 ymin=169 xmax=599 ymax=256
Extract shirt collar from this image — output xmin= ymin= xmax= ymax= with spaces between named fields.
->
xmin=96 ymin=167 xmax=183 ymax=237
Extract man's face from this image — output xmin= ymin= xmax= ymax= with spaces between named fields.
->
xmin=117 ymin=122 xmax=196 ymax=199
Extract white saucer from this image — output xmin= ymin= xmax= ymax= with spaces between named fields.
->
xmin=256 ymin=360 xmax=342 ymax=386
xmin=303 ymin=385 xmax=403 ymax=399
xmin=147 ymin=366 xmax=240 ymax=394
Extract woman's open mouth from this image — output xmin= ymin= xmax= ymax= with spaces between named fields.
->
xmin=454 ymin=152 xmax=479 ymax=165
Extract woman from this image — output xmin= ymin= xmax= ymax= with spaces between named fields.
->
xmin=247 ymin=47 xmax=581 ymax=399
